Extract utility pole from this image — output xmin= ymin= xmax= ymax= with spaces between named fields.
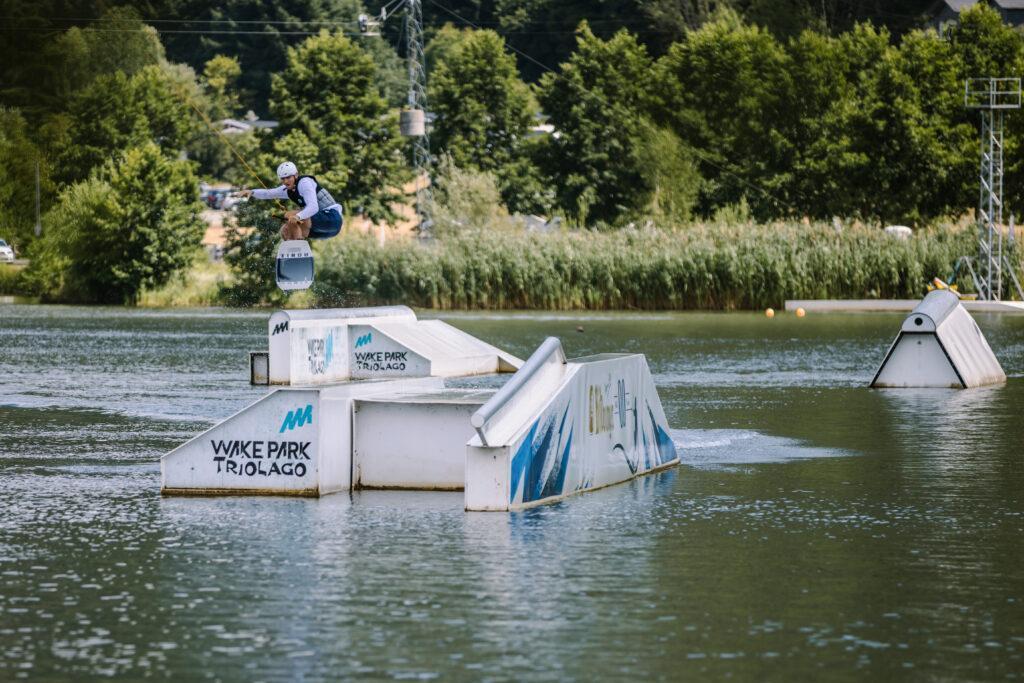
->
xmin=961 ymin=77 xmax=1023 ymax=300
xmin=34 ymin=160 xmax=42 ymax=237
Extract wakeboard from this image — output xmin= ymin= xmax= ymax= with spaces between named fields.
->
xmin=276 ymin=239 xmax=314 ymax=291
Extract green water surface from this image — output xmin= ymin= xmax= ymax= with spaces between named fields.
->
xmin=1 ymin=305 xmax=1023 ymax=680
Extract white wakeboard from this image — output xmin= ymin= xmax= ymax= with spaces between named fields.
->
xmin=276 ymin=240 xmax=314 ymax=291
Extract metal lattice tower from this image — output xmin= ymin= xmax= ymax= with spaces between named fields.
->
xmin=963 ymin=77 xmax=1022 ymax=300
xmin=359 ymin=0 xmax=433 ymax=232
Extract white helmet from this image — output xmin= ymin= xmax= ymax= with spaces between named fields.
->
xmin=276 ymin=161 xmax=298 ymax=178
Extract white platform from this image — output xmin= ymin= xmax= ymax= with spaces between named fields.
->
xmin=786 ymin=298 xmax=1024 ymax=313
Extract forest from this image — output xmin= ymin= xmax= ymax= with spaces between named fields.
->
xmin=0 ymin=0 xmax=1020 ymax=305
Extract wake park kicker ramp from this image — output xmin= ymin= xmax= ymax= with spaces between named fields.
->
xmin=870 ymin=290 xmax=1006 ymax=389
xmin=161 ymin=308 xmax=679 ymax=510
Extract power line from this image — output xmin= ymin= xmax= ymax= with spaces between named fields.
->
xmin=0 ymin=15 xmax=360 ymax=26
xmin=0 ymin=26 xmax=362 ymax=36
xmin=0 ymin=18 xmax=676 ymax=38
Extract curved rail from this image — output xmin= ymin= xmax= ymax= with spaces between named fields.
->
xmin=471 ymin=337 xmax=565 ymax=447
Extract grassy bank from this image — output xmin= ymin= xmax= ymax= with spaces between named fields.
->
xmin=312 ymin=222 xmax=981 ymax=310
xmin=137 ymin=253 xmax=234 ymax=307
xmin=0 ymin=264 xmax=30 ymax=296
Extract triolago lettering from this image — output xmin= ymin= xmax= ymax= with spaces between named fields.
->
xmin=210 ymin=439 xmax=312 ymax=478
xmin=354 ymin=350 xmax=408 ymax=372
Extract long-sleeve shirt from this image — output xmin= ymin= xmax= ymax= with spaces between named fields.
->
xmin=253 ymin=178 xmax=338 ymax=220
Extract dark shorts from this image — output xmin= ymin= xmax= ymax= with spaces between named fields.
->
xmin=309 ymin=206 xmax=343 ymax=239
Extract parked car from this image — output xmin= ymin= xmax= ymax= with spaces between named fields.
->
xmin=0 ymin=238 xmax=15 ymax=262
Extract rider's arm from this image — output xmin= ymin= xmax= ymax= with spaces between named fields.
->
xmin=251 ymin=185 xmax=289 ymax=200
xmin=294 ymin=178 xmax=320 ymax=220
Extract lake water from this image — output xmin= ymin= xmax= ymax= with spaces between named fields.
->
xmin=1 ymin=304 xmax=1023 ymax=680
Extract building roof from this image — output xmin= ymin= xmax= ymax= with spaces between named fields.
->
xmin=218 ymin=117 xmax=278 ymax=134
xmin=941 ymin=0 xmax=1024 ymax=11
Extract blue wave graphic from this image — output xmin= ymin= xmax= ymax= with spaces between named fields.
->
xmin=354 ymin=332 xmax=372 ymax=348
xmin=280 ymin=404 xmax=313 ymax=432
xmin=510 ymin=403 xmax=573 ymax=504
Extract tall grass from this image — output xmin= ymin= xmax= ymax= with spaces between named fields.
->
xmin=137 ymin=256 xmax=229 ymax=307
xmin=313 ymin=221 xmax=980 ymax=310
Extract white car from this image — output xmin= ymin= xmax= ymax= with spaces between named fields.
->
xmin=0 ymin=239 xmax=14 ymax=262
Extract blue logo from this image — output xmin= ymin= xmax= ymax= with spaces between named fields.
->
xmin=325 ymin=332 xmax=334 ymax=366
xmin=279 ymin=404 xmax=313 ymax=433
xmin=354 ymin=332 xmax=372 ymax=348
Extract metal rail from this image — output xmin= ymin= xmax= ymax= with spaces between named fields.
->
xmin=471 ymin=337 xmax=564 ymax=447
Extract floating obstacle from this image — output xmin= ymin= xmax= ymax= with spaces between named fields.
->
xmin=871 ymin=290 xmax=1006 ymax=389
xmin=161 ymin=308 xmax=679 ymax=510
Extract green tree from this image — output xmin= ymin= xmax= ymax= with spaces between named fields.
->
xmin=190 ymin=55 xmax=263 ymax=182
xmin=635 ymin=122 xmax=702 ymax=223
xmin=794 ymin=25 xmax=975 ymax=222
xmin=218 ymin=201 xmax=286 ymax=306
xmin=432 ymin=153 xmax=511 ymax=233
xmin=39 ymin=7 xmax=166 ymax=108
xmin=654 ymin=9 xmax=794 ymax=218
xmin=268 ymin=30 xmax=408 ymax=222
xmin=58 ymin=65 xmax=195 ymax=186
xmin=0 ymin=108 xmax=54 ymax=253
xmin=536 ymin=24 xmax=657 ymax=225
xmin=946 ymin=2 xmax=1024 ymax=78
xmin=203 ymin=55 xmax=244 ymax=118
xmin=28 ymin=143 xmax=204 ymax=304
xmin=784 ymin=26 xmax=874 ymax=217
xmin=146 ymin=0 xmax=366 ymax=109
xmin=492 ymin=0 xmax=644 ymax=81
xmin=947 ymin=4 xmax=1024 ymax=215
xmin=430 ymin=28 xmax=536 ymax=171
xmin=429 ymin=27 xmax=544 ymax=214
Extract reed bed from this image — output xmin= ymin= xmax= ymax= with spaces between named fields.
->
xmin=313 ymin=222 xmax=979 ymax=310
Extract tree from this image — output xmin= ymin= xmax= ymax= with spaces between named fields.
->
xmin=57 ymin=65 xmax=195 ymax=186
xmin=491 ymin=0 xmax=646 ymax=81
xmin=639 ymin=0 xmax=715 ymax=53
xmin=203 ymin=55 xmax=244 ymax=118
xmin=145 ymin=0 xmax=366 ymax=109
xmin=536 ymin=24 xmax=657 ymax=225
xmin=218 ymin=201 xmax=286 ymax=306
xmin=634 ymin=121 xmax=702 ymax=223
xmin=0 ymin=108 xmax=54 ymax=253
xmin=793 ymin=24 xmax=975 ymax=223
xmin=946 ymin=4 xmax=1024 ymax=214
xmin=28 ymin=143 xmax=204 ymax=304
xmin=432 ymin=153 xmax=511 ymax=232
xmin=268 ymin=30 xmax=408 ymax=222
xmin=428 ymin=27 xmax=545 ymax=213
xmin=38 ymin=7 xmax=166 ymax=108
xmin=430 ymin=28 xmax=537 ymax=172
xmin=654 ymin=9 xmax=794 ymax=218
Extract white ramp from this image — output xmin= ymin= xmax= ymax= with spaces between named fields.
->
xmin=267 ymin=306 xmax=520 ymax=385
xmin=871 ymin=290 xmax=1006 ymax=388
xmin=465 ymin=338 xmax=679 ymax=511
